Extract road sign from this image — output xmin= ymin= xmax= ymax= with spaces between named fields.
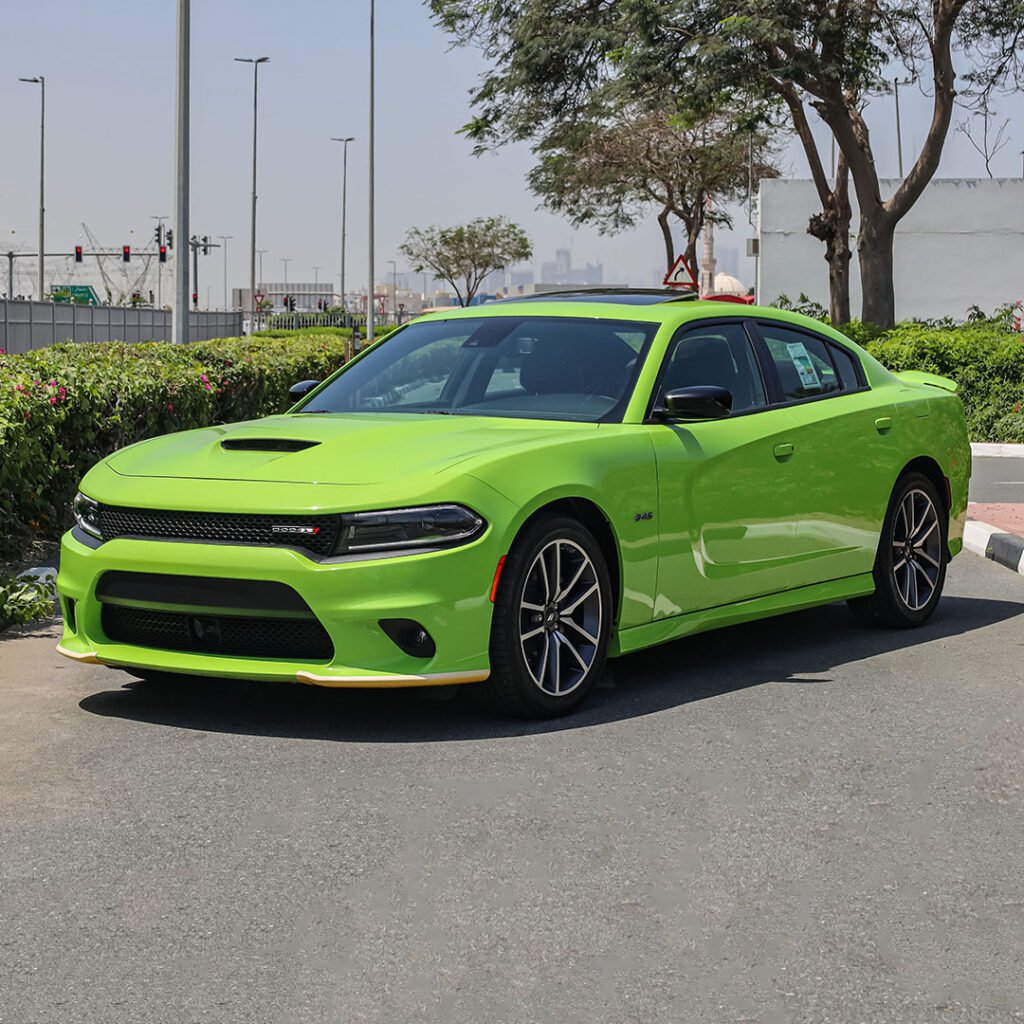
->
xmin=254 ymin=292 xmax=265 ymax=304
xmin=51 ymin=284 xmax=100 ymax=306
xmin=663 ymin=255 xmax=698 ymax=290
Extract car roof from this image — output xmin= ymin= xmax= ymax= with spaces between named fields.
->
xmin=500 ymin=288 xmax=700 ymax=306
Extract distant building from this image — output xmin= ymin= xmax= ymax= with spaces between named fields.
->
xmin=539 ymin=248 xmax=604 ymax=286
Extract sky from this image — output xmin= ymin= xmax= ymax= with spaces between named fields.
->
xmin=1 ymin=0 xmax=1022 ymax=304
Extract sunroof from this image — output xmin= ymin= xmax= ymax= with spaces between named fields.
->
xmin=502 ymin=289 xmax=698 ymax=306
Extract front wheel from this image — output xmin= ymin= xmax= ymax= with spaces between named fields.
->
xmin=481 ymin=514 xmax=611 ymax=718
xmin=848 ymin=471 xmax=948 ymax=628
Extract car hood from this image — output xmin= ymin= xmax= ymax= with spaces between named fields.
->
xmin=106 ymin=413 xmax=598 ymax=485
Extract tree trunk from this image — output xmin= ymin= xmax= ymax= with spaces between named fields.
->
xmin=857 ymin=213 xmax=897 ymax=328
xmin=657 ymin=205 xmax=674 ymax=273
xmin=806 ymin=159 xmax=852 ymax=325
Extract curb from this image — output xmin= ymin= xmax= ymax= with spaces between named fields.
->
xmin=963 ymin=520 xmax=1024 ymax=576
xmin=971 ymin=443 xmax=1024 ymax=458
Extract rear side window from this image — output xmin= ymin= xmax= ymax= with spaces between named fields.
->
xmin=761 ymin=325 xmax=841 ymax=402
xmin=829 ymin=344 xmax=863 ymax=390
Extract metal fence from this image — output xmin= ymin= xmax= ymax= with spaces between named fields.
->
xmin=1 ymin=300 xmax=244 ymax=354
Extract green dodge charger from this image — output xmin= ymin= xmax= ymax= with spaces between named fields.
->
xmin=57 ymin=291 xmax=970 ymax=718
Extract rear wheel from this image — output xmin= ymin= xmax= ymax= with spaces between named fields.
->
xmin=848 ymin=471 xmax=947 ymax=628
xmin=481 ymin=514 xmax=611 ymax=718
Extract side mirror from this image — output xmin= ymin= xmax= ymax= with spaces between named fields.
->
xmin=658 ymin=385 xmax=732 ymax=421
xmin=289 ymin=379 xmax=321 ymax=399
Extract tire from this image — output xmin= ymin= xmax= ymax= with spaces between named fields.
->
xmin=480 ymin=514 xmax=612 ymax=718
xmin=848 ymin=471 xmax=948 ymax=628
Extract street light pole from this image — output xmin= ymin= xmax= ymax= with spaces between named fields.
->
xmin=330 ymin=136 xmax=354 ymax=312
xmin=217 ymin=234 xmax=232 ymax=310
xmin=894 ymin=76 xmax=913 ymax=178
xmin=387 ymin=258 xmax=396 ymax=324
xmin=281 ymin=257 xmax=290 ymax=288
xmin=172 ymin=0 xmax=190 ymax=343
xmin=367 ymin=0 xmax=375 ymax=344
xmin=235 ymin=56 xmax=269 ymax=332
xmin=19 ymin=76 xmax=45 ymax=301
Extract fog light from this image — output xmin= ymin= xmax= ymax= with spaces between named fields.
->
xmin=379 ymin=618 xmax=436 ymax=659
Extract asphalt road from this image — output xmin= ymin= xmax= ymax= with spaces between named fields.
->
xmin=2 ymin=551 xmax=1023 ymax=1023
xmin=972 ymin=455 xmax=1024 ymax=505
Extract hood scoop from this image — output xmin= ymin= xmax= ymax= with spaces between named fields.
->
xmin=220 ymin=438 xmax=321 ymax=453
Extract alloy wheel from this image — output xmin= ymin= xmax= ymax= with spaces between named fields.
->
xmin=519 ymin=539 xmax=602 ymax=696
xmin=891 ymin=488 xmax=942 ymax=611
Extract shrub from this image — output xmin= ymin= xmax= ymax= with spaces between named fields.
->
xmin=0 ymin=333 xmax=354 ymax=558
xmin=0 ymin=570 xmax=56 ymax=631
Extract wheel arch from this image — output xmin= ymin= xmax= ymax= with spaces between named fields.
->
xmin=515 ymin=497 xmax=623 ymax=627
xmin=898 ymin=455 xmax=950 ymax=513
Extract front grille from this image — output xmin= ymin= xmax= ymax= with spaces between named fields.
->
xmin=98 ymin=504 xmax=339 ymax=557
xmin=102 ymin=605 xmax=334 ymax=661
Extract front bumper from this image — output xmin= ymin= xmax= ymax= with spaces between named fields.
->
xmin=56 ymin=528 xmax=500 ymax=687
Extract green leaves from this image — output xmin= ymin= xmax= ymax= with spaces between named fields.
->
xmin=0 ymin=571 xmax=56 ymax=630
xmin=0 ymin=333 xmax=356 ymax=561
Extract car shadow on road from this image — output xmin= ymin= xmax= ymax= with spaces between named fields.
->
xmin=77 ymin=592 xmax=1024 ymax=743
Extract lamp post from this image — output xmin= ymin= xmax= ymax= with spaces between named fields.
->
xmin=217 ymin=235 xmax=232 ymax=309
xmin=330 ymin=136 xmax=354 ymax=312
xmin=894 ymin=76 xmax=914 ymax=178
xmin=281 ymin=257 xmax=291 ymax=288
xmin=172 ymin=0 xmax=190 ymax=343
xmin=387 ymin=259 xmax=397 ymax=324
xmin=235 ymin=56 xmax=269 ymax=331
xmin=257 ymin=249 xmax=268 ymax=287
xmin=18 ymin=75 xmax=45 ymax=301
xmin=367 ymin=0 xmax=375 ymax=344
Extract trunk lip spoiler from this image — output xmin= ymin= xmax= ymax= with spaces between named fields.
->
xmin=893 ymin=369 xmax=958 ymax=394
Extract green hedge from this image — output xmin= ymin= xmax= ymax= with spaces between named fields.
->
xmin=0 ymin=333 xmax=355 ymax=559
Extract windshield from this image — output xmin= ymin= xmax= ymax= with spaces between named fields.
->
xmin=297 ymin=316 xmax=658 ymax=423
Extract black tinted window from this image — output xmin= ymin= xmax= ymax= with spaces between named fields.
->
xmin=661 ymin=324 xmax=766 ymax=413
xmin=830 ymin=344 xmax=862 ymax=390
xmin=761 ymin=325 xmax=841 ymax=402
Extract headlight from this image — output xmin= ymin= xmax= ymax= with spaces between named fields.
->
xmin=333 ymin=504 xmax=484 ymax=556
xmin=73 ymin=492 xmax=103 ymax=539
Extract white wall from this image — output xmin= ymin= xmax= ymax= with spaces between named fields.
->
xmin=757 ymin=178 xmax=1024 ymax=320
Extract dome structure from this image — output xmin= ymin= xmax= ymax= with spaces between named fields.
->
xmin=711 ymin=273 xmax=748 ymax=297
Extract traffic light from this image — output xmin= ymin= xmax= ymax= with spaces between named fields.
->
xmin=74 ymin=245 xmax=83 ymax=263
xmin=166 ymin=229 xmax=174 ymax=250
xmin=202 ymin=235 xmax=211 ymax=255
xmin=154 ymin=224 xmax=163 ymax=246
xmin=122 ymin=245 xmax=131 ymax=263
xmin=159 ymin=245 xmax=167 ymax=264
xmin=192 ymin=292 xmax=198 ymax=307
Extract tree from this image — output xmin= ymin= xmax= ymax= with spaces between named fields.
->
xmin=528 ymin=109 xmax=779 ymax=277
xmin=400 ymin=216 xmax=532 ymax=307
xmin=430 ymin=0 xmax=1024 ymax=328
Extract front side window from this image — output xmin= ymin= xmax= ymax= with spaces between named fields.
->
xmin=761 ymin=325 xmax=842 ymax=402
xmin=298 ymin=316 xmax=657 ymax=423
xmin=659 ymin=323 xmax=767 ymax=414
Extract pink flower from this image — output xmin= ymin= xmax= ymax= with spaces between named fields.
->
xmin=200 ymin=373 xmax=209 ymax=382
xmin=48 ymin=379 xmax=57 ymax=387
xmin=58 ymin=387 xmax=66 ymax=397
xmin=166 ymin=402 xmax=174 ymax=411
xmin=204 ymin=382 xmax=212 ymax=391
xmin=14 ymin=383 xmax=24 ymax=392
xmin=48 ymin=396 xmax=57 ymax=405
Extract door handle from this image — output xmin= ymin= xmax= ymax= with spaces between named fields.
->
xmin=874 ymin=416 xmax=893 ymax=433
xmin=773 ymin=442 xmax=794 ymax=460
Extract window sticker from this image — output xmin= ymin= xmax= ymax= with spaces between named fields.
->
xmin=785 ymin=341 xmax=821 ymax=389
